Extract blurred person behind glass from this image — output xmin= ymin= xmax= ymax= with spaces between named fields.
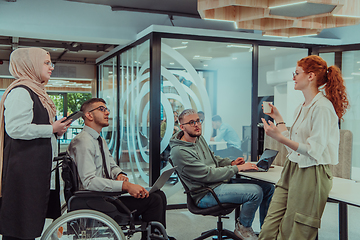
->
xmin=211 ymin=115 xmax=243 ymax=159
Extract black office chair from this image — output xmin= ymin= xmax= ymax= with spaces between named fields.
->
xmin=169 ymin=159 xmax=241 ymax=240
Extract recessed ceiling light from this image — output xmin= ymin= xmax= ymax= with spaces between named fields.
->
xmin=227 ymin=44 xmax=252 ymax=49
xmin=181 ymin=41 xmax=188 ymax=45
xmin=172 ymin=46 xmax=187 ymax=50
xmin=170 ymin=62 xmax=175 ymax=65
xmin=270 ymin=48 xmax=276 ymax=50
xmin=193 ymin=55 xmax=212 ymax=60
xmin=203 ymin=64 xmax=208 ymax=67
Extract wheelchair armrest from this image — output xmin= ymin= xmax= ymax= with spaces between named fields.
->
xmin=73 ymin=190 xmax=126 ymax=197
xmin=185 ymin=185 xmax=224 ymax=208
xmin=68 ymin=190 xmax=127 ymax=212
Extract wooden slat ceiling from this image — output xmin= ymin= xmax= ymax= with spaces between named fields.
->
xmin=198 ymin=0 xmax=360 ymax=37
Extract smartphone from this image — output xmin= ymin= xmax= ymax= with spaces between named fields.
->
xmin=61 ymin=111 xmax=84 ymax=123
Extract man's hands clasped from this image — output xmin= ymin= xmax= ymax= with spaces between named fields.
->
xmin=122 ymin=181 xmax=149 ymax=199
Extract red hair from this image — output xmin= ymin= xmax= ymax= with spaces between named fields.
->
xmin=297 ymin=55 xmax=349 ymax=120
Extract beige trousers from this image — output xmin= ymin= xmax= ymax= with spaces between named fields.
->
xmin=259 ymin=160 xmax=333 ymax=240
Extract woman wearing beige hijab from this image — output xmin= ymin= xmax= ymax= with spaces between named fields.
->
xmin=0 ymin=48 xmax=72 ymax=240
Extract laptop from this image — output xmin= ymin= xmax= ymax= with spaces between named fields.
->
xmin=245 ymin=149 xmax=279 ymax=172
xmin=146 ymin=166 xmax=177 ymax=194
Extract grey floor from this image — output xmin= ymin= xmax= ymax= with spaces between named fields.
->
xmin=129 ymin=202 xmax=360 ymax=240
xmin=33 ymin=194 xmax=360 ymax=240
xmin=2 ymin=179 xmax=360 ymax=240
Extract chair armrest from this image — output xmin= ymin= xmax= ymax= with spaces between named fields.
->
xmin=73 ymin=190 xmax=126 ymax=197
xmin=184 ymin=186 xmax=224 ymax=208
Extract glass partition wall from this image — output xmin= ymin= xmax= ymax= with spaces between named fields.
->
xmin=98 ymin=57 xmax=118 ymax=158
xmin=258 ymin=46 xmax=308 ymax=156
xmin=341 ymin=50 xmax=360 ymax=179
xmin=97 ymin=32 xmax=315 ymax=206
xmin=315 ymin=46 xmax=360 ymax=182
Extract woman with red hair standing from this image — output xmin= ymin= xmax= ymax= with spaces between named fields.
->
xmin=259 ymin=55 xmax=349 ymax=240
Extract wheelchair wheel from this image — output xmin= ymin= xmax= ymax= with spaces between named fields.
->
xmin=41 ymin=209 xmax=126 ymax=240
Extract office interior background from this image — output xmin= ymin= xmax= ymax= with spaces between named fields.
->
xmin=1 ymin=0 xmax=360 ymax=239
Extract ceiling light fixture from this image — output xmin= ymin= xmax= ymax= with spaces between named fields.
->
xmin=263 ymin=34 xmax=289 ymax=38
xmin=269 ymin=1 xmax=307 ymax=9
xmin=193 ymin=55 xmax=212 ymax=60
xmin=170 ymin=62 xmax=175 ymax=65
xmin=227 ymin=44 xmax=252 ymax=49
xmin=172 ymin=46 xmax=188 ymax=50
xmin=289 ymin=34 xmax=318 ymax=38
xmin=198 ymin=0 xmax=360 ymax=37
xmin=333 ymin=14 xmax=360 ymax=18
xmin=181 ymin=41 xmax=188 ymax=45
xmin=204 ymin=18 xmax=235 ymax=23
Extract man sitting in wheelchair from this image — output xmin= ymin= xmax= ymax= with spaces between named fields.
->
xmin=67 ymin=98 xmax=174 ymax=240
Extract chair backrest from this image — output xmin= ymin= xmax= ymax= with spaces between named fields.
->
xmin=330 ymin=129 xmax=352 ymax=179
xmin=61 ymin=153 xmax=80 ymax=202
xmin=168 ymin=158 xmax=238 ymax=217
xmin=168 ymin=158 xmax=201 ymax=211
xmin=263 ymin=129 xmax=353 ymax=179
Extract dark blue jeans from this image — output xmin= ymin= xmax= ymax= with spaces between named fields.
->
xmin=198 ymin=178 xmax=274 ymax=228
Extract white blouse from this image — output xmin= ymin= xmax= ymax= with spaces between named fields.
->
xmin=281 ymin=92 xmax=339 ymax=168
xmin=4 ymin=87 xmax=58 ymax=189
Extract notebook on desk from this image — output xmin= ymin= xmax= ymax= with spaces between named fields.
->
xmin=245 ymin=149 xmax=279 ymax=172
xmin=146 ymin=166 xmax=177 ymax=194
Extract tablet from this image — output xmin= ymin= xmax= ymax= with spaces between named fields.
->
xmin=61 ymin=111 xmax=84 ymax=123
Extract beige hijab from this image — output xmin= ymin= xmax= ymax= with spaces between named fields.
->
xmin=0 ymin=48 xmax=56 ymax=195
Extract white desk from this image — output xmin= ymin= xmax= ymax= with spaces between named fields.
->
xmin=239 ymin=166 xmax=360 ymax=240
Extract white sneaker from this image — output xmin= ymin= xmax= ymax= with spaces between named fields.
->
xmin=234 ymin=222 xmax=258 ymax=240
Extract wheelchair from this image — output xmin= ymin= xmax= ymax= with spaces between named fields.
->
xmin=41 ymin=152 xmax=169 ymax=240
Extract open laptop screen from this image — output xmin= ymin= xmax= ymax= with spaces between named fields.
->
xmin=256 ymin=149 xmax=279 ymax=170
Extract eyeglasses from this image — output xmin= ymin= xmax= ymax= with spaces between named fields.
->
xmin=292 ymin=72 xmax=299 ymax=78
xmin=45 ymin=61 xmax=55 ymax=68
xmin=88 ymin=106 xmax=110 ymax=113
xmin=181 ymin=119 xmax=203 ymax=127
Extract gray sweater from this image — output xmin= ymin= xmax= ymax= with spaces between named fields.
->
xmin=169 ymin=131 xmax=239 ymax=204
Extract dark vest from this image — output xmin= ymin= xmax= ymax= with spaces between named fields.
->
xmin=0 ymin=85 xmax=60 ymax=238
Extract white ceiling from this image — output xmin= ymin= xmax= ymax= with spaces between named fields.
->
xmin=0 ymin=0 xmax=360 ymax=65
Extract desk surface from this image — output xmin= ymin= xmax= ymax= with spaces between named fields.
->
xmin=239 ymin=166 xmax=360 ymax=207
